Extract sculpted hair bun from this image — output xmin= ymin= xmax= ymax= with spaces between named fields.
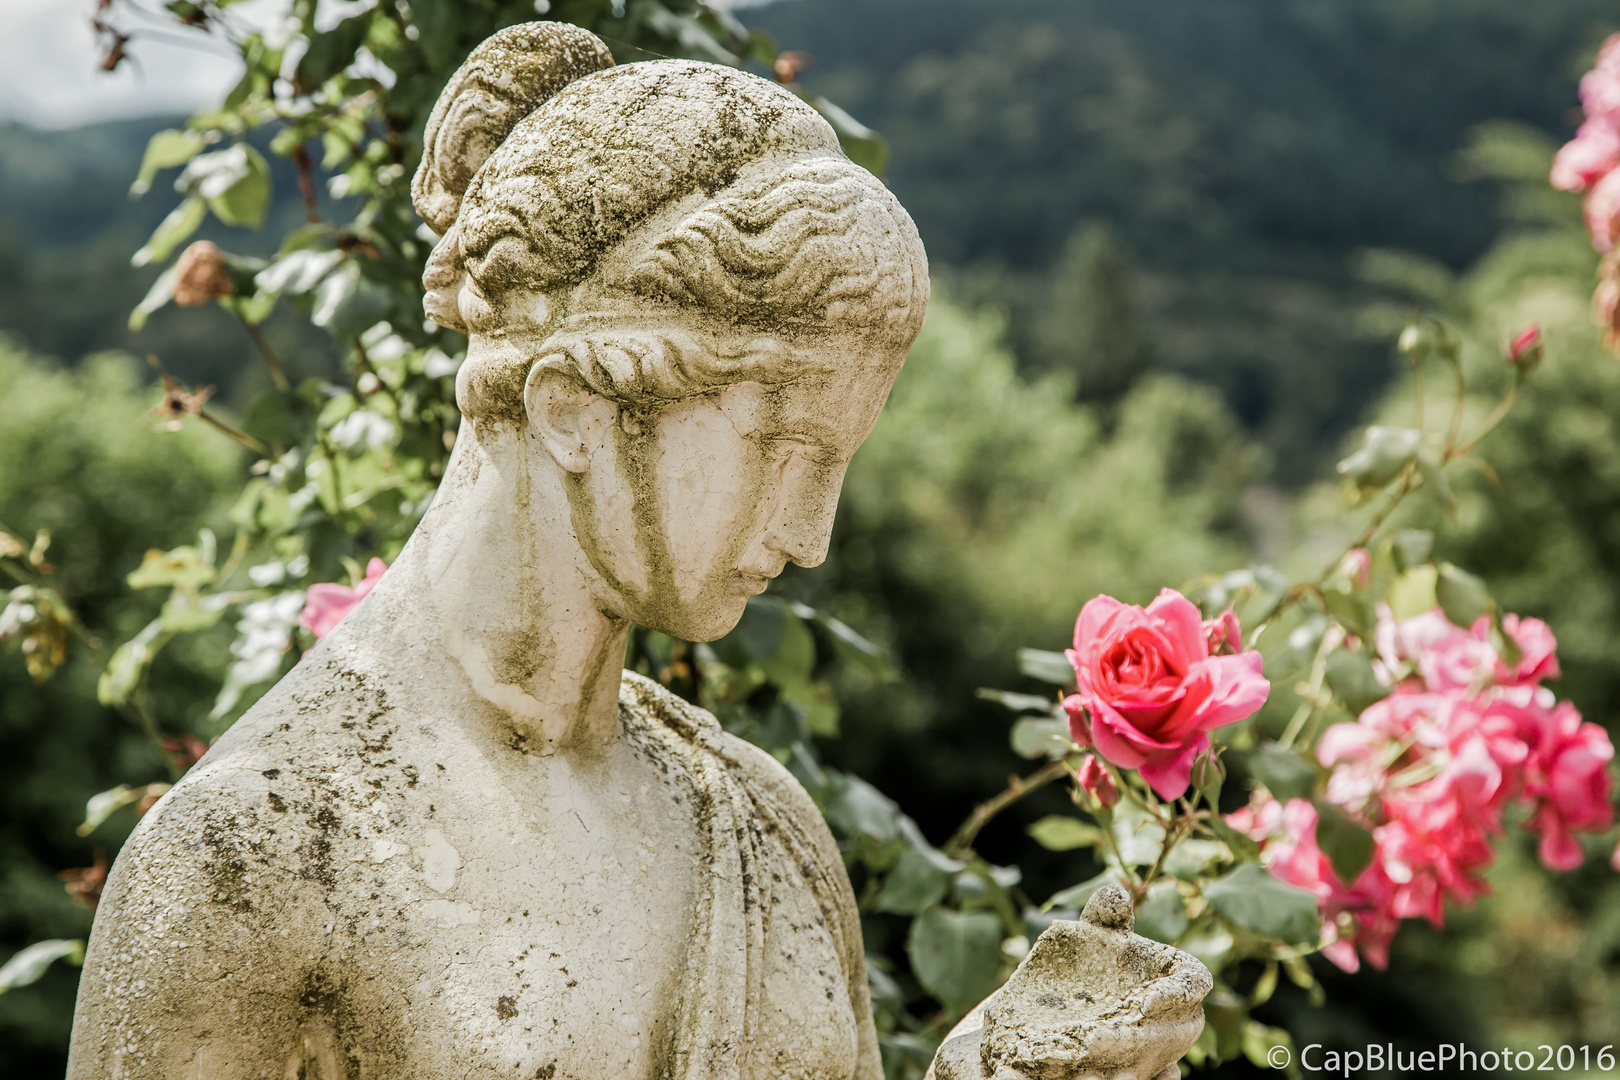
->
xmin=412 ymin=22 xmax=614 ymax=235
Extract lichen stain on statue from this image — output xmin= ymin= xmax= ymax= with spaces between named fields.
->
xmin=65 ymin=22 xmax=927 ymax=1080
xmin=929 ymin=886 xmax=1212 ymax=1080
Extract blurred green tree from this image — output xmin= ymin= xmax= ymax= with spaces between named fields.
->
xmin=0 ymin=344 xmax=238 ymax=1073
xmin=1030 ymin=222 xmax=1155 ymax=406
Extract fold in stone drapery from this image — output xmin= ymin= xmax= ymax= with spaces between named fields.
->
xmin=618 ymin=672 xmax=868 ymax=1080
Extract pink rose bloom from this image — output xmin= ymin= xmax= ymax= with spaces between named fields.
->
xmin=1582 ymin=67 xmax=1620 ymax=125
xmin=1374 ymin=795 xmax=1494 ymax=924
xmin=1520 ymin=702 xmax=1615 ymax=870
xmin=1552 ymin=120 xmax=1620 ymax=192
xmin=299 ymin=558 xmax=388 ymax=640
xmin=1498 ymin=613 xmax=1560 ymax=686
xmin=1076 ymin=755 xmax=1118 ymax=808
xmin=1375 ymin=608 xmax=1498 ymax=693
xmin=1066 ymin=589 xmax=1269 ymax=800
xmin=1586 ymin=167 xmax=1620 ymax=253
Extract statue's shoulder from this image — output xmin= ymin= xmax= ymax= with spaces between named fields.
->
xmin=103 ymin=662 xmax=431 ymax=915
xmin=616 ymin=669 xmax=815 ymax=807
xmin=615 ymin=668 xmax=842 ymax=867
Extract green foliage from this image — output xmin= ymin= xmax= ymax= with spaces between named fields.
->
xmin=1029 ymin=223 xmax=1153 ymax=405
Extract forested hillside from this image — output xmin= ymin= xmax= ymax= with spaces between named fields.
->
xmin=4 ymin=0 xmax=1615 ymax=476
xmin=752 ymin=0 xmax=1617 ymax=477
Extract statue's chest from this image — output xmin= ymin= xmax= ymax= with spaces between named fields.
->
xmin=323 ymin=765 xmax=859 ymax=1079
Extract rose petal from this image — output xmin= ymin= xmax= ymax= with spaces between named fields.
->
xmin=1138 ymin=735 xmax=1208 ymax=801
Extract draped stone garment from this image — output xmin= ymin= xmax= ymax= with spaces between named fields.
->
xmin=615 ymin=672 xmax=882 ymax=1080
xmin=66 ymin=667 xmax=881 ymax=1080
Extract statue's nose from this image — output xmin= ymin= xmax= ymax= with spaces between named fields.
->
xmin=760 ymin=458 xmax=845 ymax=569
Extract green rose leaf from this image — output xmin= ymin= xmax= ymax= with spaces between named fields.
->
xmin=1009 ymin=714 xmax=1072 ymax=759
xmin=129 ymin=262 xmax=181 ymax=332
xmin=822 ymin=772 xmax=904 ymax=847
xmin=1312 ymin=797 xmax=1375 ymax=884
xmin=1027 ymin=815 xmax=1103 ymax=852
xmin=712 ymin=595 xmax=787 ymax=667
xmin=96 ymin=619 xmax=166 ymax=707
xmin=1246 ymin=742 xmax=1320 ymax=802
xmin=1203 ymin=863 xmax=1321 ymax=944
xmin=790 ymin=601 xmax=893 ymax=679
xmin=1321 ymin=584 xmax=1374 ymax=639
xmin=175 ymin=144 xmax=272 ymax=229
xmin=906 ymin=904 xmax=1006 ymax=1010
xmin=1135 ymin=879 xmax=1189 ymax=944
xmin=1391 ymin=529 xmax=1434 ymax=570
xmin=758 ymin=606 xmax=816 ymax=687
xmin=1336 ymin=425 xmax=1420 ymax=488
xmin=1324 ymin=648 xmax=1389 ymax=715
xmin=1017 ymin=648 xmax=1074 ymax=687
xmin=127 ymin=544 xmax=216 ymax=591
xmin=1436 ymin=563 xmax=1493 ymax=628
xmin=130 ymin=128 xmax=209 ymax=197
xmin=0 ymin=939 xmax=85 ymax=993
xmin=873 ymin=847 xmax=963 ymax=916
xmin=132 ymin=195 xmax=207 ymax=268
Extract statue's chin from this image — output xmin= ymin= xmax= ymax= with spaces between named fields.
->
xmin=636 ymin=591 xmax=754 ymax=646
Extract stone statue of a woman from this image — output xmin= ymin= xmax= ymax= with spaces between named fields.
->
xmin=66 ymin=23 xmax=928 ymax=1080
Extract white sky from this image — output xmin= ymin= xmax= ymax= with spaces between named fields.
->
xmin=0 ymin=0 xmax=262 ymax=128
xmin=0 ymin=0 xmax=774 ymax=130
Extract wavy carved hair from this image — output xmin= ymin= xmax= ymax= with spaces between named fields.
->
xmin=413 ymin=25 xmax=929 ymax=423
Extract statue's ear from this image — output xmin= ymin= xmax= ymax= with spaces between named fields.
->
xmin=525 ymin=362 xmax=616 ymax=473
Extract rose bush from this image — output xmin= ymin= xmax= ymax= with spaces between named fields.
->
xmin=1228 ymin=602 xmax=1616 ymax=975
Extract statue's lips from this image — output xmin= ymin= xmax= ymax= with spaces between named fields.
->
xmin=732 ymin=571 xmax=772 ymax=595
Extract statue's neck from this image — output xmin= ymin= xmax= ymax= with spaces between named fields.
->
xmin=339 ymin=422 xmax=629 ymax=756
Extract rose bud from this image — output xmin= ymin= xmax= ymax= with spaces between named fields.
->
xmin=1190 ymin=748 xmax=1226 ymax=796
xmin=1339 ymin=547 xmax=1372 ymax=590
xmin=1202 ymin=609 xmax=1242 ymax=656
xmin=1061 ymin=693 xmax=1093 ymax=749
xmin=1506 ymin=323 xmax=1545 ymax=374
xmin=1077 ymin=755 xmax=1118 ymax=810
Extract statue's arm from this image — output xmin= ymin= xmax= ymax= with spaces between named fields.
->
xmin=66 ymin=787 xmax=302 ymax=1080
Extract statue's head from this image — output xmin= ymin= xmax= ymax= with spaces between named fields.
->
xmin=414 ymin=24 xmax=928 ymax=641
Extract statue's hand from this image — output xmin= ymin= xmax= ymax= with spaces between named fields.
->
xmin=928 ymin=885 xmax=1212 ymax=1080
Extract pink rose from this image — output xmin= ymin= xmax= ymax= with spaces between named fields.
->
xmin=299 ymin=558 xmax=388 ymax=640
xmin=1552 ymin=121 xmax=1620 ymax=192
xmin=1521 ymin=703 xmax=1615 ymax=870
xmin=1076 ymin=755 xmax=1118 ymax=808
xmin=1582 ymin=67 xmax=1620 ymax=124
xmin=1375 ymin=608 xmax=1497 ymax=693
xmin=1498 ymin=613 xmax=1560 ymax=686
xmin=1066 ymin=589 xmax=1269 ymax=800
xmin=1586 ymin=167 xmax=1620 ymax=253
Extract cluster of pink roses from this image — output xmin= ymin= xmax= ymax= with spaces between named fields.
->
xmin=1232 ymin=607 xmax=1617 ymax=972
xmin=1063 ymin=589 xmax=1270 ymax=802
xmin=1551 ymin=32 xmax=1620 ymax=344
